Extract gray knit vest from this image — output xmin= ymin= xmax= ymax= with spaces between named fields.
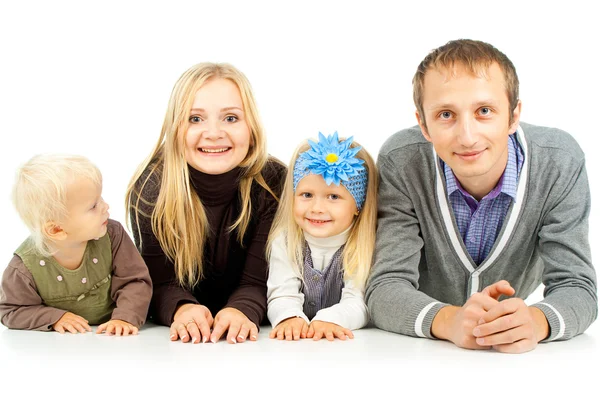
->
xmin=302 ymin=244 xmax=345 ymax=320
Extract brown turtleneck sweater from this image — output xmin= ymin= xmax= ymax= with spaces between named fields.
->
xmin=131 ymin=159 xmax=286 ymax=328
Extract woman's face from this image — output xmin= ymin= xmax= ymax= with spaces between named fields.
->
xmin=185 ymin=78 xmax=251 ymax=174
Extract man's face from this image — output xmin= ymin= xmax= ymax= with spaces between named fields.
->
xmin=417 ymin=62 xmax=521 ymax=197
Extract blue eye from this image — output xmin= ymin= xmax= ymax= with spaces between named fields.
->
xmin=189 ymin=115 xmax=202 ymax=123
xmin=440 ymin=111 xmax=452 ymax=119
xmin=479 ymin=107 xmax=491 ymax=115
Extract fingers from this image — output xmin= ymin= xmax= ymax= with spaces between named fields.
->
xmin=55 ymin=314 xmax=90 ymax=334
xmin=210 ymin=320 xmax=228 ymax=343
xmin=197 ymin=317 xmax=211 ymax=343
xmin=492 ymin=339 xmax=537 ymax=354
xmin=225 ymin=322 xmax=241 ymax=344
xmin=186 ymin=321 xmax=201 ymax=344
xmin=171 ymin=322 xmax=191 ymax=343
xmin=474 ymin=299 xmax=526 ymax=336
xmin=170 ymin=305 xmax=212 ymax=343
xmin=249 ymin=325 xmax=258 ymax=342
xmin=475 ymin=325 xmax=534 ymax=349
xmin=481 ymin=280 xmax=515 ymax=300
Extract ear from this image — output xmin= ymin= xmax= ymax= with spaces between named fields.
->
xmin=43 ymin=221 xmax=67 ymax=241
xmin=415 ymin=110 xmax=432 ymax=142
xmin=508 ymin=100 xmax=522 ymax=134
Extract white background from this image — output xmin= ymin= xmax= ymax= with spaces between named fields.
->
xmin=0 ymin=1 xmax=598 ymax=406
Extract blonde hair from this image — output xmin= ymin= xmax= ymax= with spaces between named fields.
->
xmin=12 ymin=154 xmax=102 ymax=256
xmin=413 ymin=39 xmax=520 ymax=128
xmin=126 ymin=62 xmax=277 ymax=288
xmin=267 ymin=138 xmax=379 ymax=289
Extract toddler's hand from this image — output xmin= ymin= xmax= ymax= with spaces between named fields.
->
xmin=307 ymin=320 xmax=353 ymax=341
xmin=269 ymin=317 xmax=308 ymax=341
xmin=96 ymin=319 xmax=138 ymax=336
xmin=52 ymin=312 xmax=92 ymax=334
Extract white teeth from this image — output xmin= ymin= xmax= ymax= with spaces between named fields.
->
xmin=200 ymin=147 xmax=229 ymax=153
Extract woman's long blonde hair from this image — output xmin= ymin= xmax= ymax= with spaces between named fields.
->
xmin=126 ymin=63 xmax=276 ymax=288
xmin=267 ymin=138 xmax=378 ymax=289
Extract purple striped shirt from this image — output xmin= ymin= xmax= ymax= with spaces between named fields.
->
xmin=442 ymin=134 xmax=524 ymax=265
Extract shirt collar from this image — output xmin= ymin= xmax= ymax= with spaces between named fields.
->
xmin=442 ymin=133 xmax=521 ymax=201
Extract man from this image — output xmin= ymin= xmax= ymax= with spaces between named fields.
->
xmin=366 ymin=39 xmax=597 ymax=353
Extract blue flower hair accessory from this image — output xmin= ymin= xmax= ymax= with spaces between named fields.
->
xmin=293 ymin=132 xmax=368 ymax=210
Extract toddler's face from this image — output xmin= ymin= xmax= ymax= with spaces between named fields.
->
xmin=185 ymin=78 xmax=251 ymax=175
xmin=59 ymin=177 xmax=110 ymax=242
xmin=294 ymin=174 xmax=357 ymax=238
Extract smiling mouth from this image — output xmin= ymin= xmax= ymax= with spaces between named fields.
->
xmin=307 ymin=218 xmax=331 ymax=224
xmin=199 ymin=147 xmax=231 ymax=153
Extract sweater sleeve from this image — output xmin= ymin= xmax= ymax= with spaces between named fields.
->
xmin=532 ymin=159 xmax=597 ymax=341
xmin=266 ymin=233 xmax=309 ymax=327
xmin=365 ymin=153 xmax=448 ymax=339
xmin=312 ymin=278 xmax=369 ymax=330
xmin=0 ymin=256 xmax=67 ymax=331
xmin=107 ymin=220 xmax=153 ymax=329
xmin=225 ymin=161 xmax=287 ymax=328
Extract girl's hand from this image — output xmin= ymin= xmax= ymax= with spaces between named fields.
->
xmin=307 ymin=320 xmax=354 ymax=341
xmin=269 ymin=317 xmax=308 ymax=341
xmin=96 ymin=319 xmax=138 ymax=336
xmin=171 ymin=303 xmax=214 ymax=344
xmin=210 ymin=307 xmax=258 ymax=344
xmin=52 ymin=312 xmax=92 ymax=334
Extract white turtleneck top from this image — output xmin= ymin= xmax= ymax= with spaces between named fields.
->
xmin=266 ymin=227 xmax=369 ymax=330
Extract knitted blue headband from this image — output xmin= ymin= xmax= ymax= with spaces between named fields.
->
xmin=293 ymin=132 xmax=367 ymax=211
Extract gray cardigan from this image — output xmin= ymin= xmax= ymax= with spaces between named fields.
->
xmin=365 ymin=123 xmax=597 ymax=341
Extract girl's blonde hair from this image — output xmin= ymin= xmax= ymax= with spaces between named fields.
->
xmin=12 ymin=154 xmax=102 ymax=256
xmin=267 ymin=139 xmax=378 ymax=288
xmin=125 ymin=62 xmax=277 ymax=288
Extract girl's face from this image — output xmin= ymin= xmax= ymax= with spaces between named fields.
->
xmin=58 ymin=177 xmax=110 ymax=243
xmin=185 ymin=78 xmax=251 ymax=175
xmin=294 ymin=174 xmax=357 ymax=238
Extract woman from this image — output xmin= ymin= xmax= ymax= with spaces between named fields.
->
xmin=126 ymin=63 xmax=285 ymax=344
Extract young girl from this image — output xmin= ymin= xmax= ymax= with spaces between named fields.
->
xmin=126 ymin=63 xmax=285 ymax=344
xmin=267 ymin=132 xmax=378 ymax=341
xmin=0 ymin=154 xmax=152 ymax=335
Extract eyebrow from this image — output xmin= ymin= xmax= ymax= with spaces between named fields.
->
xmin=427 ymin=100 xmax=499 ymax=111
xmin=190 ymin=107 xmax=243 ymax=113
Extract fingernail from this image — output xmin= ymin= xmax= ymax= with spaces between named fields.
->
xmin=476 ymin=337 xmax=485 ymax=345
xmin=192 ymin=337 xmax=198 ymax=343
xmin=478 ymin=318 xmax=484 ymax=325
xmin=210 ymin=337 xmax=216 ymax=343
xmin=251 ymin=335 xmax=257 ymax=340
xmin=231 ymin=337 xmax=237 ymax=344
xmin=170 ymin=334 xmax=176 ymax=339
xmin=473 ymin=328 xmax=481 ymax=337
xmin=237 ymin=335 xmax=244 ymax=340
xmin=202 ymin=336 xmax=207 ymax=343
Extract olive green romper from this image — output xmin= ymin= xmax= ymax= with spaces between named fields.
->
xmin=14 ymin=234 xmax=115 ymax=325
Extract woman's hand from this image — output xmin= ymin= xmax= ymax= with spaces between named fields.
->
xmin=210 ymin=307 xmax=258 ymax=344
xmin=269 ymin=317 xmax=308 ymax=341
xmin=307 ymin=320 xmax=354 ymax=341
xmin=170 ymin=303 xmax=214 ymax=343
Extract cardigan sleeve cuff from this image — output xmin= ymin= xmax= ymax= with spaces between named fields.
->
xmin=532 ymin=302 xmax=565 ymax=342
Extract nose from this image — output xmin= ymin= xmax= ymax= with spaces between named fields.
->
xmin=101 ymin=198 xmax=109 ymax=213
xmin=309 ymin=196 xmax=325 ymax=213
xmin=456 ymin=116 xmax=479 ymax=147
xmin=203 ymin=119 xmax=223 ymax=140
